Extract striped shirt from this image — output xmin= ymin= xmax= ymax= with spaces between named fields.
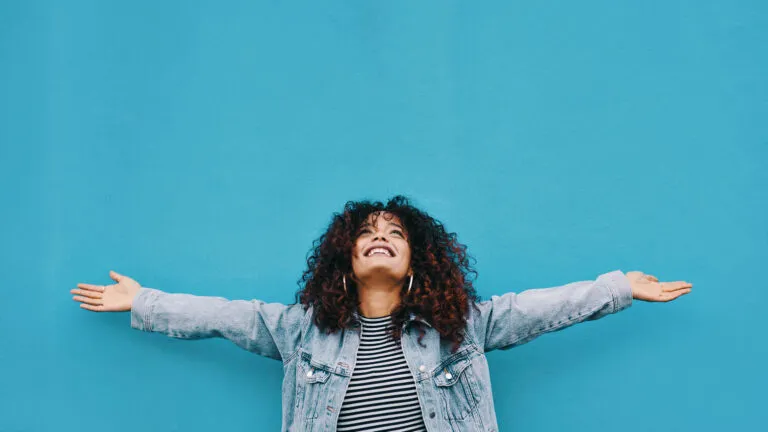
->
xmin=336 ymin=314 xmax=427 ymax=432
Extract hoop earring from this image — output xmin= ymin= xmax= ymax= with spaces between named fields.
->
xmin=407 ymin=274 xmax=413 ymax=294
xmin=343 ymin=274 xmax=347 ymax=293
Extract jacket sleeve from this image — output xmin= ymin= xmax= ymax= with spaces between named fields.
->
xmin=129 ymin=287 xmax=309 ymax=362
xmin=468 ymin=270 xmax=633 ymax=353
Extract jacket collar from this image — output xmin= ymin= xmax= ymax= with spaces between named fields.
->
xmin=407 ymin=311 xmax=433 ymax=328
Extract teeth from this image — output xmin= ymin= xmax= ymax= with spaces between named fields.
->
xmin=367 ymin=247 xmax=392 ymax=257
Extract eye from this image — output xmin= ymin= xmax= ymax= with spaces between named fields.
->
xmin=391 ymin=229 xmax=404 ymax=237
xmin=358 ymin=228 xmax=372 ymax=235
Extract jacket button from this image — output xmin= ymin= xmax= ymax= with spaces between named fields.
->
xmin=445 ymin=372 xmax=453 ymax=380
xmin=429 ymin=411 xmax=435 ymax=418
xmin=418 ymin=365 xmax=426 ymax=372
xmin=307 ymin=369 xmax=314 ymax=378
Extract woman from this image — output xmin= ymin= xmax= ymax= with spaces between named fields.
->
xmin=71 ymin=195 xmax=692 ymax=432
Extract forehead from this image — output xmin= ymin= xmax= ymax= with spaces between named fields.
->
xmin=361 ymin=211 xmax=402 ymax=227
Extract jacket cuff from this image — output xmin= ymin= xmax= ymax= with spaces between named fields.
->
xmin=130 ymin=287 xmax=160 ymax=331
xmin=600 ymin=270 xmax=633 ymax=313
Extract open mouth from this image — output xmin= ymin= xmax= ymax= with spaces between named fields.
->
xmin=364 ymin=245 xmax=395 ymax=257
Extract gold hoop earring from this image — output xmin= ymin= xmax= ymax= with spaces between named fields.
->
xmin=343 ymin=274 xmax=347 ymax=293
xmin=407 ymin=274 xmax=413 ymax=294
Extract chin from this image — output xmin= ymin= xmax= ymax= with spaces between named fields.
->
xmin=358 ymin=266 xmax=406 ymax=280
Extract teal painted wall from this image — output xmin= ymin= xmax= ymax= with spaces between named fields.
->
xmin=1 ymin=1 xmax=765 ymax=430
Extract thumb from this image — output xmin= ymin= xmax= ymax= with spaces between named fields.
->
xmin=109 ymin=270 xmax=123 ymax=283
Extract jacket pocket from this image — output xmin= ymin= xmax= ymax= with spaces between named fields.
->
xmin=433 ymin=351 xmax=482 ymax=420
xmin=295 ymin=351 xmax=333 ymax=420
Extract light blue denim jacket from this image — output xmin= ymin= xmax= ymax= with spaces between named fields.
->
xmin=130 ymin=270 xmax=633 ymax=431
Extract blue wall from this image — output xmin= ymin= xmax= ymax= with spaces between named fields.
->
xmin=1 ymin=1 xmax=765 ymax=430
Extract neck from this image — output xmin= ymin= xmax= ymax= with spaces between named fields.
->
xmin=356 ymin=278 xmax=403 ymax=318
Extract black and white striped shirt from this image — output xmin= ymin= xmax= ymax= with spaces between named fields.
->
xmin=336 ymin=314 xmax=427 ymax=432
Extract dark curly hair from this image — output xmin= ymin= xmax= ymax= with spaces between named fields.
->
xmin=295 ymin=195 xmax=479 ymax=351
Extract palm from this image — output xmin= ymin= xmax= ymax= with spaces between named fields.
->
xmin=71 ymin=270 xmax=141 ymax=312
xmin=626 ymin=271 xmax=693 ymax=302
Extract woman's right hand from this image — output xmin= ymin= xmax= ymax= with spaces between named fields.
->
xmin=71 ymin=270 xmax=141 ymax=312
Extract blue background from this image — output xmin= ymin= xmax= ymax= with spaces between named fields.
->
xmin=1 ymin=1 xmax=766 ymax=431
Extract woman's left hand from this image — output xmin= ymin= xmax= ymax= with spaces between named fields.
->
xmin=626 ymin=271 xmax=693 ymax=302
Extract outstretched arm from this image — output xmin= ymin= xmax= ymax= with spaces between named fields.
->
xmin=468 ymin=270 xmax=692 ymax=352
xmin=71 ymin=270 xmax=309 ymax=362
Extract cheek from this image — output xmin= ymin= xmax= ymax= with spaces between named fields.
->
xmin=400 ymin=246 xmax=412 ymax=264
xmin=351 ymin=244 xmax=365 ymax=266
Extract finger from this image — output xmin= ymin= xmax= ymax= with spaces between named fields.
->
xmin=80 ymin=303 xmax=105 ymax=312
xmin=73 ymin=295 xmax=103 ymax=306
xmin=76 ymin=283 xmax=105 ymax=292
xmin=70 ymin=289 xmax=102 ymax=299
xmin=660 ymin=281 xmax=693 ymax=292
xmin=662 ymin=288 xmax=692 ymax=302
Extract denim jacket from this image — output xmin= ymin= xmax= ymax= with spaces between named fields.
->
xmin=130 ymin=270 xmax=633 ymax=431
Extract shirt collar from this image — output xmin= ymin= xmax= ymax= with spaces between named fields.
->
xmin=350 ymin=310 xmax=432 ymax=328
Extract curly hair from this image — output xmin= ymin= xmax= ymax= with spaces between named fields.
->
xmin=295 ymin=195 xmax=479 ymax=351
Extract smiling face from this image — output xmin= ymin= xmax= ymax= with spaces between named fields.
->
xmin=350 ymin=211 xmax=412 ymax=286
